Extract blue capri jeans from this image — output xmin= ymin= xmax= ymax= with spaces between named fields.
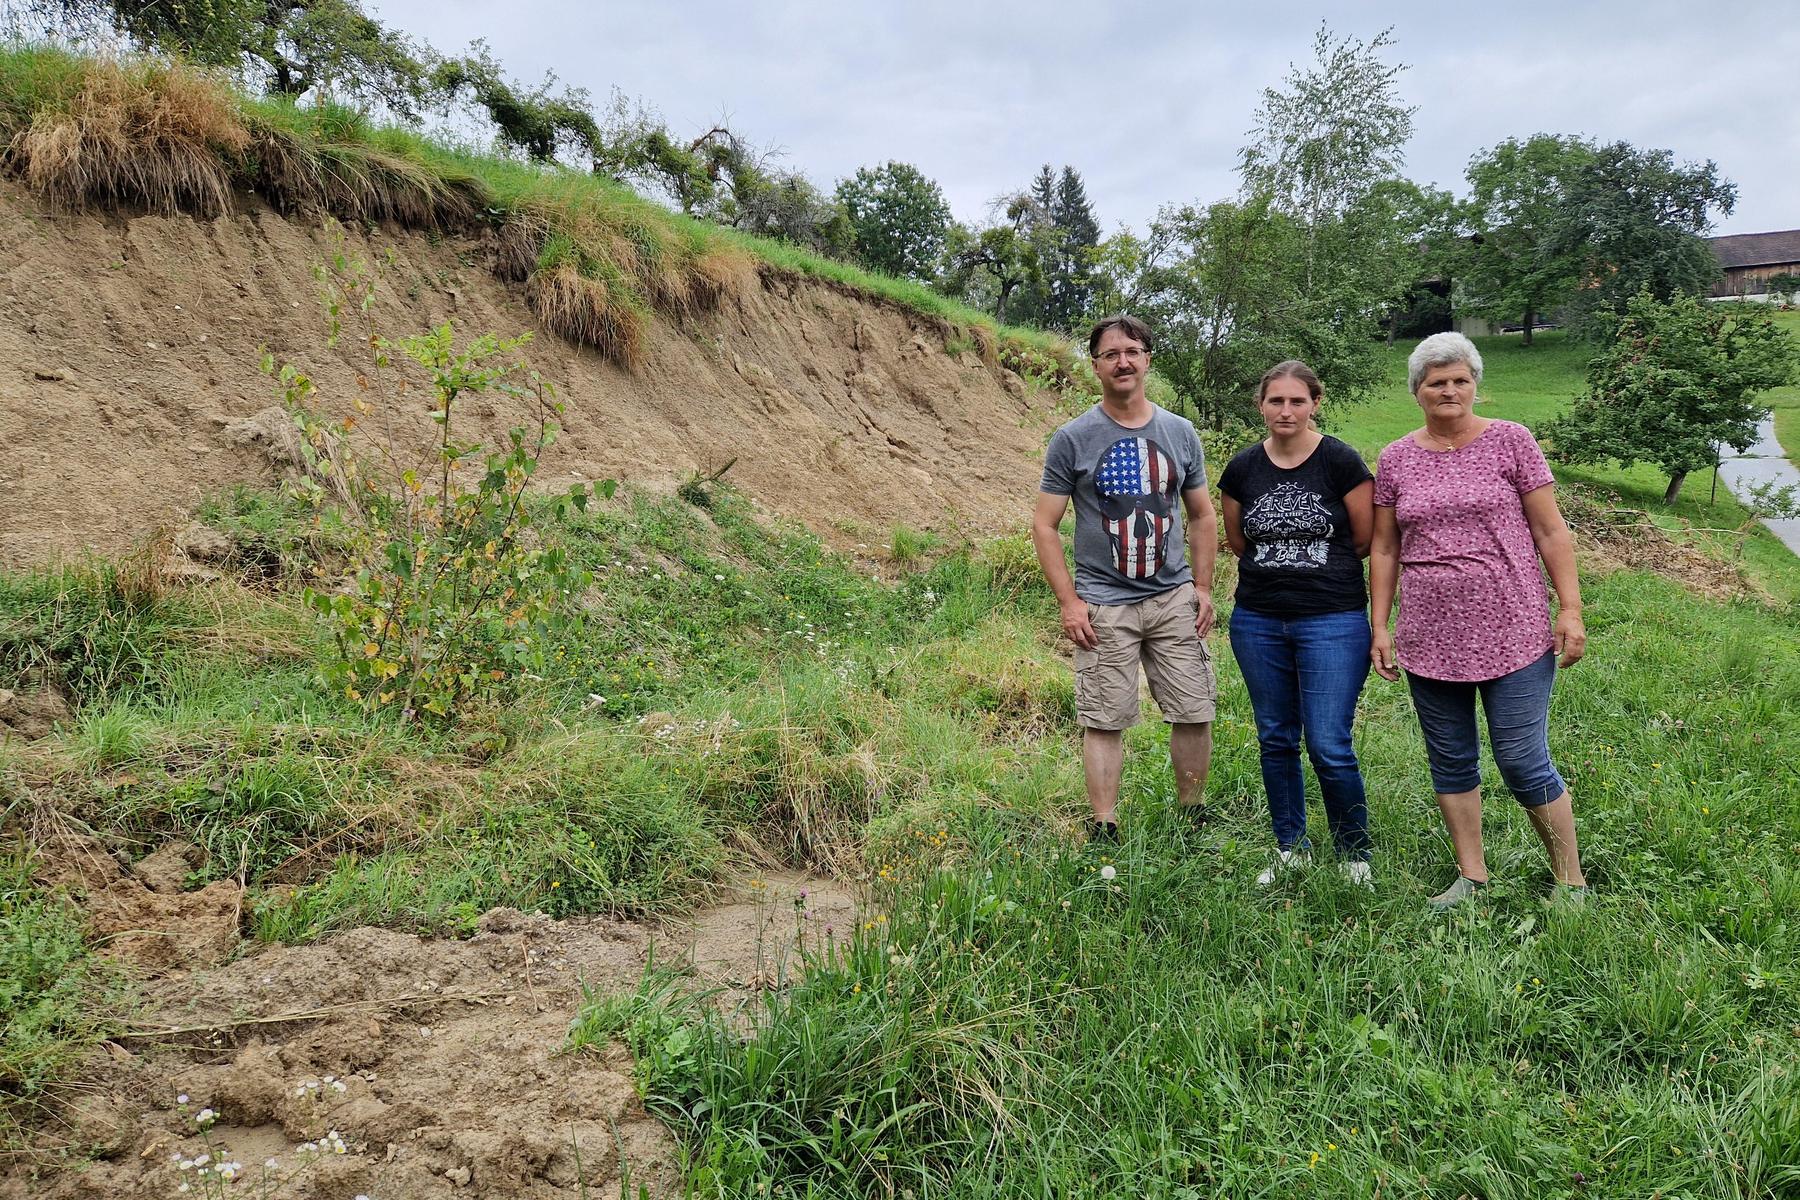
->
xmin=1228 ymin=606 xmax=1372 ymax=857
xmin=1404 ymin=649 xmax=1568 ymax=807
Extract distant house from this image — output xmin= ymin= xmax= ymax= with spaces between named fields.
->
xmin=1707 ymin=230 xmax=1800 ymax=299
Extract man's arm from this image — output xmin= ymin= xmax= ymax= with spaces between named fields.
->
xmin=1183 ymin=486 xmax=1217 ymax=636
xmin=1032 ymin=491 xmax=1096 ymax=649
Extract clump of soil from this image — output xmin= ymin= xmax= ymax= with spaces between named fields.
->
xmin=1 ymin=870 xmax=856 ymax=1200
xmin=32 ymin=832 xmax=240 ymax=973
xmin=0 ymin=683 xmax=73 ymax=740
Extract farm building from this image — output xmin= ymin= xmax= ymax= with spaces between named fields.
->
xmin=1707 ymin=229 xmax=1800 ymax=299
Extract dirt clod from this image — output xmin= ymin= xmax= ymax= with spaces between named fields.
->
xmin=129 ymin=840 xmax=200 ymax=894
xmin=0 ymin=684 xmax=73 ymax=740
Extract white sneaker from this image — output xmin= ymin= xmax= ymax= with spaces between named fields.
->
xmin=1340 ymin=860 xmax=1374 ymax=888
xmin=1255 ymin=847 xmax=1311 ymax=886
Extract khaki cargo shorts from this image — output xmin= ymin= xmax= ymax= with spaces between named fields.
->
xmin=1074 ymin=582 xmax=1217 ymax=730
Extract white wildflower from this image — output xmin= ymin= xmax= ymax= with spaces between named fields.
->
xmin=1100 ymin=865 xmax=1117 ymax=881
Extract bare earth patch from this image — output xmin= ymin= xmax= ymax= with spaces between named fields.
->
xmin=1 ymin=866 xmax=858 ymax=1200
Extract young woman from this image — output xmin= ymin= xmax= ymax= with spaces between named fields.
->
xmin=1219 ymin=361 xmax=1377 ymax=886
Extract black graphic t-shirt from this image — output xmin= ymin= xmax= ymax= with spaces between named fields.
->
xmin=1218 ymin=435 xmax=1373 ymax=616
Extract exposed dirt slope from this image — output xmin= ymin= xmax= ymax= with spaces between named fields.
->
xmin=0 ymin=181 xmax=1061 ymax=566
xmin=2 ymin=854 xmax=853 ymax=1200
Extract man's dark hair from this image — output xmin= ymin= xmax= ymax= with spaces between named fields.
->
xmin=1087 ymin=314 xmax=1154 ymax=357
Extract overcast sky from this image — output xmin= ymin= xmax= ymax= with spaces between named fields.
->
xmin=372 ymin=0 xmax=1799 ymax=238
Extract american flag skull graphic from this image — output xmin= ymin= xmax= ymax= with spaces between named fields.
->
xmin=1095 ymin=436 xmax=1176 ymax=579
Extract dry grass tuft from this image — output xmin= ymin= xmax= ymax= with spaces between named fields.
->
xmin=968 ymin=323 xmax=1001 ymax=369
xmin=526 ymin=262 xmax=648 ymax=371
xmin=691 ymin=245 xmax=758 ymax=312
xmin=492 ymin=210 xmax=550 ymax=282
xmin=247 ymin=125 xmax=481 ymax=229
xmin=10 ymin=57 xmax=247 ymax=216
xmin=112 ymin=526 xmax=176 ymax=612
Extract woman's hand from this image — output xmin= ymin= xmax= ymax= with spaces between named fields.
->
xmin=1554 ymin=609 xmax=1586 ymax=668
xmin=1371 ymin=627 xmax=1400 ymax=681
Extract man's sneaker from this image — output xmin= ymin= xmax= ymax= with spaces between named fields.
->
xmin=1255 ymin=847 xmax=1311 ymax=886
xmin=1087 ymin=819 xmax=1119 ymax=846
xmin=1340 ymin=859 xmax=1374 ymax=888
xmin=1427 ymin=875 xmax=1487 ymax=911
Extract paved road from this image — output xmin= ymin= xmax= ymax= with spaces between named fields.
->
xmin=1716 ymin=415 xmax=1800 ymax=556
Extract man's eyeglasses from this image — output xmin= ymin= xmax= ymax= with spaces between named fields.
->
xmin=1094 ymin=347 xmax=1148 ymax=364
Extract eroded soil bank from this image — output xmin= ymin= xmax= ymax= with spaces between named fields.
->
xmin=0 ymin=181 xmax=1062 ymax=567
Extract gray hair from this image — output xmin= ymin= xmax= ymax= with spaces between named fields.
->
xmin=1407 ymin=332 xmax=1484 ymax=394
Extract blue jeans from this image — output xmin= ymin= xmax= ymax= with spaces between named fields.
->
xmin=1404 ymin=650 xmax=1567 ymax=807
xmin=1228 ymin=606 xmax=1373 ymax=857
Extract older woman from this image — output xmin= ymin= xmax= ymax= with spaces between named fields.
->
xmin=1369 ymin=332 xmax=1588 ymax=909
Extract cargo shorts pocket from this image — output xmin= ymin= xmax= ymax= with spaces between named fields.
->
xmin=1073 ymin=603 xmax=1141 ymax=730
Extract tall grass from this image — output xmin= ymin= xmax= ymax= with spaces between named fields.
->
xmin=0 ymin=45 xmax=1070 ymax=376
xmin=598 ymin=563 xmax=1800 ymax=1199
xmin=7 ymin=467 xmax=1798 ymax=1190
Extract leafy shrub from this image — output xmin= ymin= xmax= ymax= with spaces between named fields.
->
xmin=277 ymin=248 xmax=611 ymax=723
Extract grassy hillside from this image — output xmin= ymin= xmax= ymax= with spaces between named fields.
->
xmin=4 ymin=390 xmax=1798 ymax=1194
xmin=8 ymin=483 xmax=1799 ymax=1177
xmin=0 ymin=45 xmax=1073 ymax=378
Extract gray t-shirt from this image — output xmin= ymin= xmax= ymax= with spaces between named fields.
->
xmin=1041 ymin=403 xmax=1207 ymax=605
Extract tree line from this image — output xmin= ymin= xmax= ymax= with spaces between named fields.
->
xmin=14 ymin=5 xmax=1795 ymax=501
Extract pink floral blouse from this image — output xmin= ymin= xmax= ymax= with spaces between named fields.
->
xmin=1372 ymin=420 xmax=1555 ymax=682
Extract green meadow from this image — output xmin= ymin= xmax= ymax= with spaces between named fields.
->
xmin=1767 ymin=311 xmax=1800 ymax=469
xmin=4 ymin=331 xmax=1798 ymax=1198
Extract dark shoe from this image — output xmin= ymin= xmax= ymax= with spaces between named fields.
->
xmin=1178 ymin=802 xmax=1211 ymax=827
xmin=1087 ymin=819 xmax=1119 ymax=845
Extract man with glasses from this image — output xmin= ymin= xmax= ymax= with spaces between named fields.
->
xmin=1032 ymin=315 xmax=1218 ymax=843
